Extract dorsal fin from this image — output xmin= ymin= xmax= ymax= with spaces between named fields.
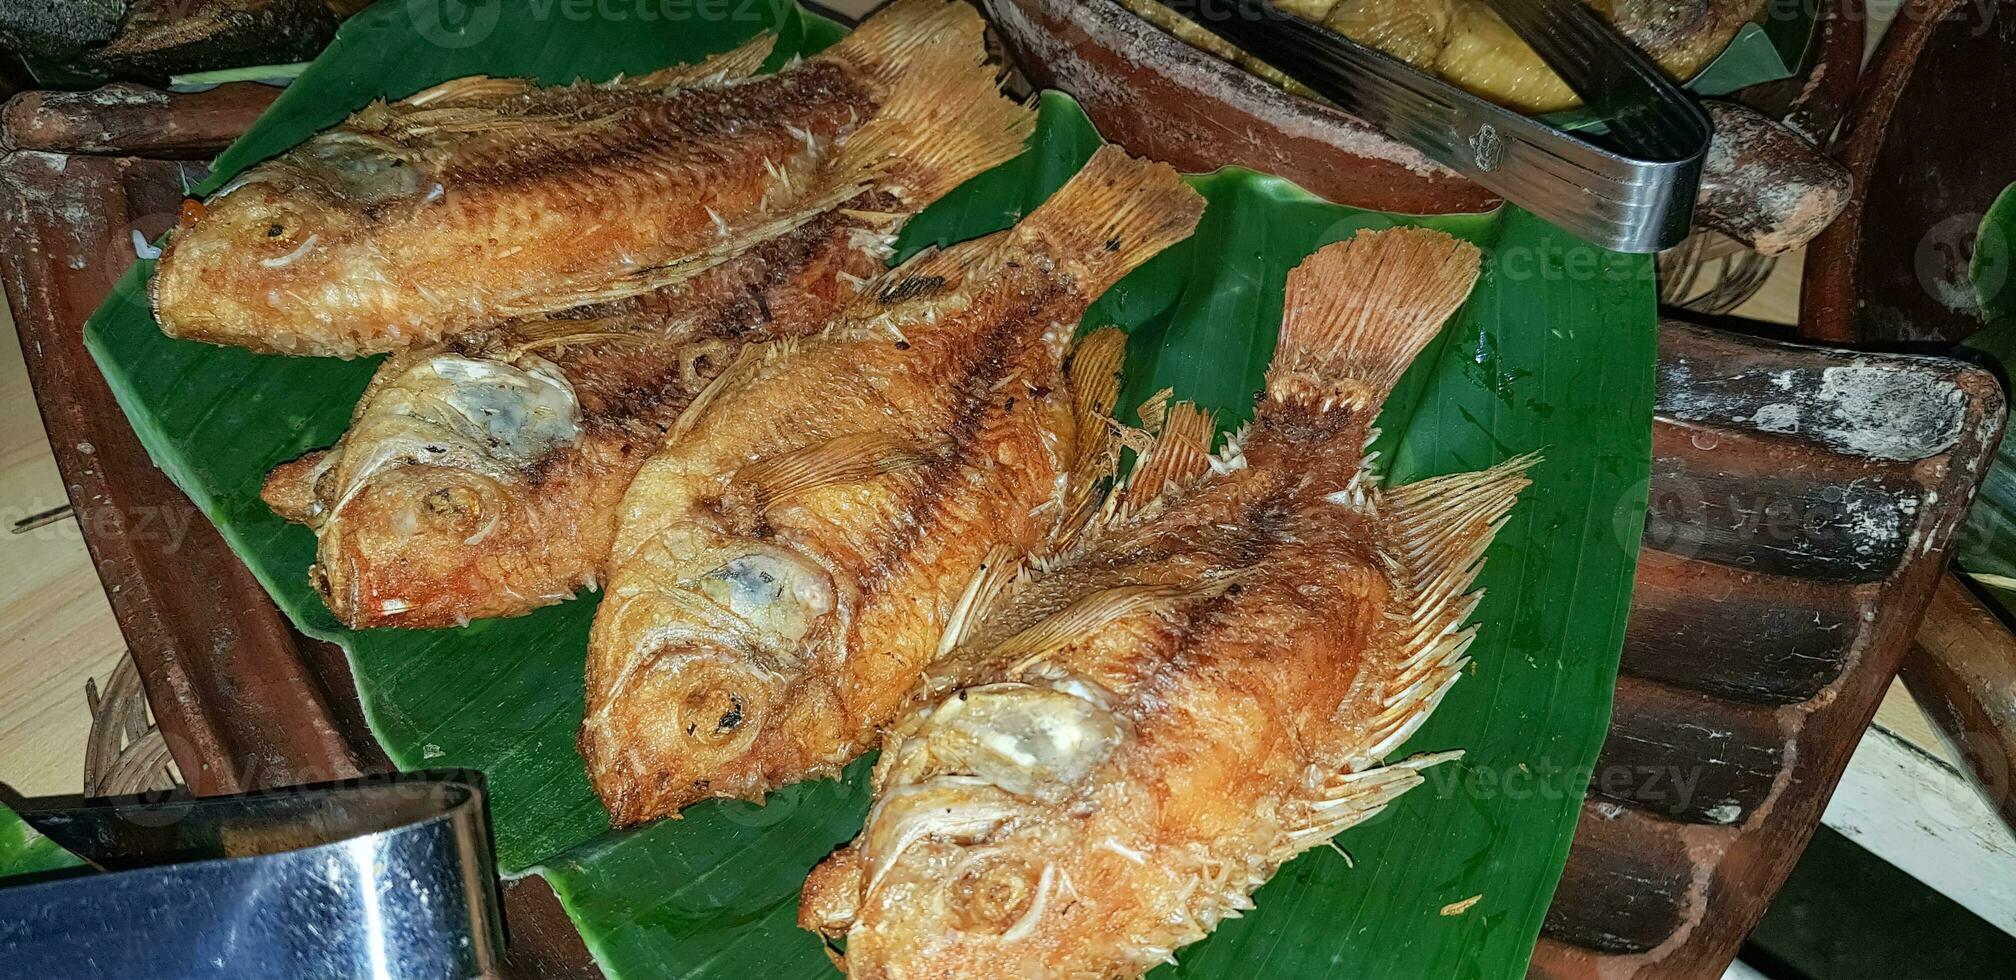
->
xmin=400 ymin=75 xmax=536 ymax=107
xmin=1345 ymin=453 xmax=1538 ymax=766
xmin=1284 ymin=752 xmax=1463 ymax=856
xmin=622 ymin=31 xmax=777 ymax=90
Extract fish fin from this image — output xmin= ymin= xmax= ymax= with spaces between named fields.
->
xmin=993 ymin=574 xmax=1245 ymax=673
xmin=1352 ymin=454 xmax=1538 ymax=762
xmin=1285 ymin=752 xmax=1461 ymax=853
xmin=818 ymin=0 xmax=1036 ymax=204
xmin=262 ymin=450 xmax=334 ymax=526
xmin=735 ymin=431 xmax=944 ymax=505
xmin=1264 ymin=228 xmax=1481 ymax=422
xmin=623 ymin=31 xmax=777 ymax=90
xmin=1050 ymin=327 xmax=1129 ymax=552
xmin=1119 ymin=401 xmax=1219 ymax=518
xmin=1004 ymin=146 xmax=1206 ymax=300
xmin=400 ymin=75 xmax=536 ymax=107
xmin=936 ymin=544 xmax=1026 ymax=658
xmin=492 ymin=193 xmax=858 ymax=319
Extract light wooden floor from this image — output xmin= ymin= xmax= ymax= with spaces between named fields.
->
xmin=0 ymin=300 xmax=128 ymax=800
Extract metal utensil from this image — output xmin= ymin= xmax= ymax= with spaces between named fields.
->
xmin=0 ymin=777 xmax=504 ymax=979
xmin=1161 ymin=0 xmax=1712 ymax=253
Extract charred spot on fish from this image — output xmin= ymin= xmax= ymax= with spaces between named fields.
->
xmin=1105 ymin=235 xmax=1123 ymax=252
xmin=894 ymin=340 xmax=911 ymax=351
xmin=1003 ymin=397 xmax=1015 ymax=412
xmin=309 ymin=563 xmax=332 ymax=598
xmin=682 ymin=685 xmax=749 ymax=747
xmin=877 ymin=274 xmax=947 ymax=305
xmin=950 ymin=856 xmax=1043 ymax=935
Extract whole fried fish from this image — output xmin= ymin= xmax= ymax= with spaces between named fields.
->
xmin=1122 ymin=0 xmax=1762 ymax=113
xmin=799 ymin=229 xmax=1536 ymax=977
xmin=152 ymin=0 xmax=1030 ymax=357
xmin=260 ymin=193 xmax=931 ymax=629
xmin=579 ymin=147 xmax=1207 ymax=825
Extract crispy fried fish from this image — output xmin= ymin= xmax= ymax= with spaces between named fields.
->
xmin=798 ymin=229 xmax=1536 ymax=977
xmin=1121 ymin=0 xmax=1762 ymax=112
xmin=260 ymin=195 xmax=930 ymax=629
xmin=578 ymin=147 xmax=1206 ymax=824
xmin=152 ymin=0 xmax=1029 ymax=357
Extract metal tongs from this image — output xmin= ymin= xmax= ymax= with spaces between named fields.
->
xmin=1165 ymin=0 xmax=1713 ymax=253
xmin=0 ymin=777 xmax=504 ymax=978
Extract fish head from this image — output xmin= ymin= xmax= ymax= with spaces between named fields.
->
xmin=306 ymin=353 xmax=582 ymax=626
xmin=311 ymin=463 xmax=518 ymax=625
xmin=584 ymin=537 xmax=845 ymax=816
xmin=826 ymin=679 xmax=1135 ymax=975
xmin=156 ymin=134 xmax=428 ymax=352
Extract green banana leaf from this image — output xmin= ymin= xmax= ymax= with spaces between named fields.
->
xmin=80 ymin=1 xmax=1654 ymax=977
xmin=0 ymin=802 xmax=85 ymax=881
xmin=1547 ymin=11 xmax=1814 ymax=131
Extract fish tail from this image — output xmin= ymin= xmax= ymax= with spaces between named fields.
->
xmin=1262 ymin=228 xmax=1481 ymax=424
xmin=1010 ymin=146 xmax=1207 ymax=300
xmin=822 ymin=0 xmax=1035 ymax=204
xmin=1351 ymin=454 xmax=1537 ymax=762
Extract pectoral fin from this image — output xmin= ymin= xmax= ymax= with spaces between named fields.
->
xmin=735 ymin=431 xmax=944 ymax=507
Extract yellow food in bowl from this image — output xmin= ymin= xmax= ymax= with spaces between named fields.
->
xmin=1121 ymin=0 xmax=1765 ymax=114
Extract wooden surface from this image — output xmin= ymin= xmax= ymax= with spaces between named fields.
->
xmin=1529 ymin=322 xmax=2005 ymax=979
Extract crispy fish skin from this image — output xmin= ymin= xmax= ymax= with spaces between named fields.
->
xmin=800 ymin=229 xmax=1536 ymax=978
xmin=261 ymin=199 xmax=911 ymax=629
xmin=152 ymin=0 xmax=1029 ymax=357
xmin=578 ymin=147 xmax=1207 ymax=825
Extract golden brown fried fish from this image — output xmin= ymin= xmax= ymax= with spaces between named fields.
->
xmin=799 ymin=228 xmax=1536 ymax=978
xmin=578 ymin=147 xmax=1206 ymax=825
xmin=260 ymin=193 xmax=964 ymax=629
xmin=1121 ymin=0 xmax=1763 ymax=112
xmin=153 ymin=0 xmax=1029 ymax=357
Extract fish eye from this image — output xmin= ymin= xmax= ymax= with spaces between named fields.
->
xmin=949 ymin=855 xmax=1043 ymax=935
xmin=266 ymin=223 xmax=285 ymax=238
xmin=682 ymin=685 xmax=746 ymax=746
xmin=422 ymin=484 xmax=482 ymax=522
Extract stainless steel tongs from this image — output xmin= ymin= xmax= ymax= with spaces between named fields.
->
xmin=1164 ymin=0 xmax=1713 ymax=253
xmin=0 ymin=777 xmax=504 ymax=978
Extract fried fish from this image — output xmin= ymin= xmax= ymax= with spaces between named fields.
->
xmin=152 ymin=0 xmax=1029 ymax=357
xmin=799 ymin=228 xmax=1536 ymax=977
xmin=578 ymin=147 xmax=1206 ymax=825
xmin=1121 ymin=0 xmax=1763 ymax=113
xmin=260 ymin=192 xmax=960 ymax=629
